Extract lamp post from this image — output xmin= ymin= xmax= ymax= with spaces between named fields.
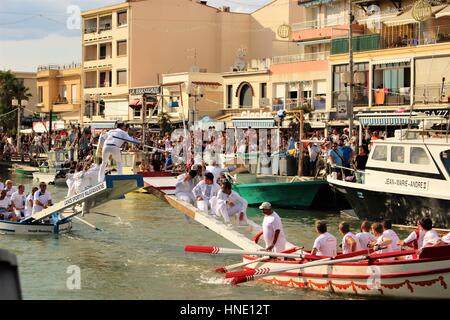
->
xmin=12 ymin=98 xmax=28 ymax=158
xmin=188 ymin=84 xmax=204 ymax=127
xmin=348 ymin=0 xmax=354 ymax=134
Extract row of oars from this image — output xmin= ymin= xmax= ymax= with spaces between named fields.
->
xmin=185 ymin=245 xmax=416 ymax=285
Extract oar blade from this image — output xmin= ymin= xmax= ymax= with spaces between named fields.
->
xmin=185 ymin=245 xmax=218 ymax=254
xmin=214 ymin=267 xmax=227 ymax=273
xmin=225 ymin=269 xmax=258 ymax=279
xmin=230 ymin=275 xmax=254 ymax=286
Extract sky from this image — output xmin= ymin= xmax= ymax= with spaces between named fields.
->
xmin=0 ymin=0 xmax=273 ymax=72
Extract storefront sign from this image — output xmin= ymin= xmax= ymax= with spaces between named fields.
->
xmin=336 ymin=93 xmax=348 ymax=119
xmin=129 ymin=86 xmax=160 ymax=95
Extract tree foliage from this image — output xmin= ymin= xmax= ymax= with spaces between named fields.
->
xmin=0 ymin=70 xmax=32 ymax=132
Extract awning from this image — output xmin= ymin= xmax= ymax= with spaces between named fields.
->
xmin=384 ymin=5 xmax=448 ymax=26
xmin=161 ymin=81 xmax=184 ymax=87
xmin=436 ymin=5 xmax=450 ymax=18
xmin=90 ymin=121 xmax=117 ymax=129
xmin=372 ymin=57 xmax=411 ymax=65
xmin=129 ymin=98 xmax=157 ymax=110
xmin=232 ymin=118 xmax=275 ymax=129
xmin=357 ymin=113 xmax=419 ymax=126
xmin=296 ymin=39 xmax=331 ymax=46
xmin=191 ymin=81 xmax=221 ymax=87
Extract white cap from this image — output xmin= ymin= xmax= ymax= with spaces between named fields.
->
xmin=259 ymin=202 xmax=272 ymax=210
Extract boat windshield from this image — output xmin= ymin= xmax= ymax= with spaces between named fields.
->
xmin=441 ymin=150 xmax=450 ymax=177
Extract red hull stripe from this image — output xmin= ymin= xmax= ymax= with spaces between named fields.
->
xmin=275 ymin=266 xmax=450 ymax=280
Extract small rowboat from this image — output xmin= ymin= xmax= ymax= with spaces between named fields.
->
xmin=234 ymin=245 xmax=450 ymax=299
xmin=14 ymin=165 xmax=39 ymax=177
xmin=0 ymin=219 xmax=72 ymax=235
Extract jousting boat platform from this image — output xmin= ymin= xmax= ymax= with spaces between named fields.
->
xmin=0 ymin=175 xmax=144 ymax=235
xmin=166 ymin=195 xmax=450 ymax=299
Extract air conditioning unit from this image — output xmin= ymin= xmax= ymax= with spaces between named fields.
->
xmin=199 ymin=68 xmax=207 ymax=73
xmin=190 ymin=66 xmax=200 ymax=72
xmin=220 ymin=6 xmax=230 ymax=12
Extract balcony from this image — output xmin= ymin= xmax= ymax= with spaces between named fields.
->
xmin=52 ymin=98 xmax=81 ymax=112
xmin=272 ymin=98 xmax=312 ymax=112
xmin=272 ymin=51 xmax=329 ymax=64
xmin=292 ymin=16 xmax=365 ymax=42
xmin=331 ymin=24 xmax=450 ymax=54
xmin=99 ymin=16 xmax=112 ymax=32
xmin=414 ymin=84 xmax=450 ymax=105
xmin=332 ymin=89 xmax=370 ymax=108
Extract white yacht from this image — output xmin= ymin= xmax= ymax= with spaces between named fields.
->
xmin=328 ymin=125 xmax=450 ymax=228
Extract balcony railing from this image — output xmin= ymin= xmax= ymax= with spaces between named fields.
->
xmin=53 ymin=98 xmax=81 ymax=105
xmin=373 ymin=88 xmax=411 ymax=106
xmin=98 ymin=23 xmax=112 ymax=32
xmin=84 ymin=83 xmax=97 ymax=89
xmin=37 ymin=63 xmax=81 ymax=71
xmin=84 ymin=26 xmax=97 ymax=34
xmin=331 ymin=24 xmax=450 ymax=54
xmin=414 ymin=84 xmax=450 ymax=104
xmin=272 ymin=98 xmax=312 ymax=111
xmin=99 ymin=82 xmax=111 ymax=88
xmin=292 ymin=16 xmax=348 ymax=31
xmin=332 ymin=89 xmax=370 ymax=108
xmin=272 ymin=51 xmax=330 ymax=64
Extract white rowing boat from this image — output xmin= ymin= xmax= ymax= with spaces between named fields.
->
xmin=167 ymin=195 xmax=450 ymax=299
xmin=0 ymin=219 xmax=72 ymax=235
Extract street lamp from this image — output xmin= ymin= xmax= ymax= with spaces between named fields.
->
xmin=12 ymin=98 xmax=28 ymax=158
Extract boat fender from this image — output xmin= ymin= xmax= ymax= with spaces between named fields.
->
xmin=252 ymin=231 xmax=263 ymax=244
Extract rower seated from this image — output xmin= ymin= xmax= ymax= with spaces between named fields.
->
xmin=0 ymin=190 xmax=17 ymax=221
xmin=192 ymin=172 xmax=220 ymax=216
xmin=382 ymin=220 xmax=401 ymax=252
xmin=339 ymin=222 xmax=361 ymax=254
xmin=398 ymin=219 xmax=425 ymax=250
xmin=442 ymin=232 xmax=450 ymax=244
xmin=418 ymin=217 xmax=442 ymax=249
xmin=356 ymin=220 xmax=376 ymax=249
xmin=369 ymin=223 xmax=394 ymax=260
xmin=311 ymin=220 xmax=337 ymax=257
xmin=11 ymin=185 xmax=26 ymax=221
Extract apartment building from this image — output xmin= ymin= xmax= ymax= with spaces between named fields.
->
xmin=36 ymin=64 xmax=82 ymax=124
xmin=328 ymin=0 xmax=450 ymax=126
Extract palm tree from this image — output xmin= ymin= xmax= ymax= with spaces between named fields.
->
xmin=0 ymin=70 xmax=32 ymax=132
xmin=157 ymin=111 xmax=172 ymax=136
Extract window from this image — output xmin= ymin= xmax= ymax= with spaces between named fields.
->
xmin=38 ymin=86 xmax=43 ymax=103
xmin=117 ymin=69 xmax=127 ymax=85
xmin=117 ymin=40 xmax=127 ymax=56
xmin=226 ymin=85 xmax=232 ymax=108
xmin=260 ymin=83 xmax=267 ymax=99
xmin=71 ymin=85 xmax=78 ymax=104
xmin=372 ymin=145 xmax=387 ymax=161
xmin=239 ymin=84 xmax=252 ymax=108
xmin=134 ymin=108 xmax=141 ymax=118
xmin=117 ymin=11 xmax=127 ymax=27
xmin=391 ymin=146 xmax=404 ymax=163
xmin=410 ymin=147 xmax=430 ymax=165
xmin=441 ymin=150 xmax=450 ymax=177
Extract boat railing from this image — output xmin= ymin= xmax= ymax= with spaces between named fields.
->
xmin=329 ymin=164 xmax=366 ymax=184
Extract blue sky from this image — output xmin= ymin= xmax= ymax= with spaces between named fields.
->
xmin=0 ymin=0 xmax=272 ymax=71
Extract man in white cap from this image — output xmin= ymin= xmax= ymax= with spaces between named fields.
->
xmin=216 ymin=181 xmax=248 ymax=227
xmin=260 ymin=202 xmax=286 ymax=253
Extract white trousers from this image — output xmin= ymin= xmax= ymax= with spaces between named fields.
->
xmin=176 ymin=192 xmax=195 ymax=205
xmin=98 ymin=145 xmax=122 ymax=182
xmin=197 ymin=196 xmax=217 ymax=215
xmin=216 ymin=202 xmax=248 ymax=224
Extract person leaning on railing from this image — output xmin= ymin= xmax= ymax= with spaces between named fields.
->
xmin=352 ymin=145 xmax=369 ymax=184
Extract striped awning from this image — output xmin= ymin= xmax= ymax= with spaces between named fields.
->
xmin=357 ymin=113 xmax=419 ymax=126
xmin=232 ymin=118 xmax=275 ymax=128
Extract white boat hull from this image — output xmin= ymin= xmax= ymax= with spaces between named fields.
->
xmin=241 ymin=249 xmax=450 ymax=299
xmin=0 ymin=220 xmax=72 ymax=235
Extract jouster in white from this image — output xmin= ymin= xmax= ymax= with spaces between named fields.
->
xmin=175 ymin=172 xmax=197 ymax=205
xmin=96 ymin=130 xmax=109 ymax=158
xmin=4 ymin=180 xmax=17 ymax=199
xmin=205 ymin=160 xmax=237 ymax=184
xmin=98 ymin=123 xmax=140 ymax=181
xmin=10 ymin=185 xmax=26 ymax=219
xmin=32 ymin=183 xmax=53 ymax=214
xmin=192 ymin=173 xmax=220 ymax=215
xmin=216 ymin=182 xmax=248 ymax=226
xmin=260 ymin=202 xmax=286 ymax=253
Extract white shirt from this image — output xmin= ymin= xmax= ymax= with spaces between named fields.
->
xmin=24 ymin=194 xmax=34 ymax=218
xmin=216 ymin=190 xmax=248 ymax=211
xmin=205 ymin=166 xmax=234 ymax=183
xmin=85 ymin=164 xmax=100 ymax=187
xmin=11 ymin=191 xmax=26 ymax=210
xmin=308 ymin=144 xmax=321 ymax=162
xmin=383 ymin=229 xmax=401 ymax=251
xmin=192 ymin=180 xmax=220 ymax=200
xmin=375 ymin=235 xmax=394 ymax=260
xmin=105 ymin=128 xmax=138 ymax=148
xmin=0 ymin=182 xmax=4 ymax=190
xmin=0 ymin=197 xmax=11 ymax=210
xmin=4 ymin=186 xmax=17 ymax=199
xmin=175 ymin=173 xmax=196 ymax=195
xmin=442 ymin=232 xmax=450 ymax=244
xmin=98 ymin=132 xmax=108 ymax=148
xmin=342 ymin=232 xmax=361 ymax=254
xmin=356 ymin=231 xmax=375 ymax=250
xmin=262 ymin=211 xmax=286 ymax=253
xmin=32 ymin=190 xmax=52 ymax=213
xmin=422 ymin=230 xmax=441 ymax=248
xmin=313 ymin=232 xmax=337 ymax=257
xmin=404 ymin=229 xmax=425 ymax=249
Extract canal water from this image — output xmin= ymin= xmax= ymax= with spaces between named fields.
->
xmin=2 ymin=168 xmax=410 ymax=300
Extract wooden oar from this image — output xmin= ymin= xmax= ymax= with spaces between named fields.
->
xmin=185 ymin=245 xmax=307 ymax=260
xmin=74 ymin=216 xmax=102 ymax=231
xmin=393 ymin=224 xmax=450 ymax=235
xmin=214 ymin=247 xmax=303 ymax=273
xmin=227 ymin=249 xmax=417 ymax=285
xmin=227 ymin=255 xmax=367 ymax=285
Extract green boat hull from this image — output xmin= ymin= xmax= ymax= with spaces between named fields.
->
xmin=233 ymin=180 xmax=328 ymax=208
xmin=15 ymin=168 xmax=38 ymax=176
